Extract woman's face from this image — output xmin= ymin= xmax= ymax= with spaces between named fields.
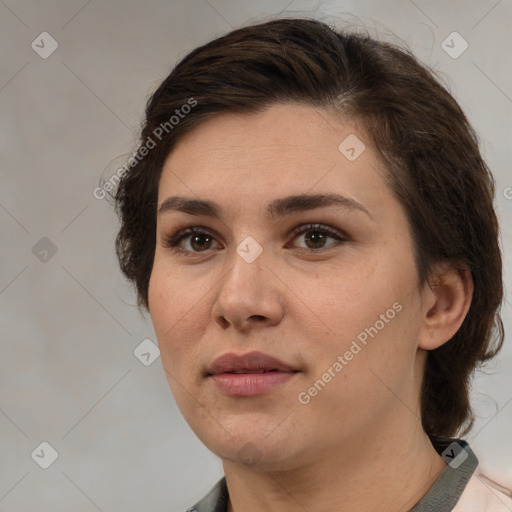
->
xmin=148 ymin=103 xmax=428 ymax=469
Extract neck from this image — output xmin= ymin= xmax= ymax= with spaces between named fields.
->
xmin=223 ymin=413 xmax=446 ymax=512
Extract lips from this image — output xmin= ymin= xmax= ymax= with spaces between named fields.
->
xmin=206 ymin=351 xmax=300 ymax=397
xmin=207 ymin=351 xmax=298 ymax=376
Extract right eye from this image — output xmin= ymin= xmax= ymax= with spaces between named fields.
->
xmin=162 ymin=227 xmax=222 ymax=255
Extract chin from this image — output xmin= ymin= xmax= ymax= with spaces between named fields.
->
xmin=190 ymin=418 xmax=305 ymax=470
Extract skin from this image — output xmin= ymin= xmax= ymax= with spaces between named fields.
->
xmin=148 ymin=103 xmax=473 ymax=512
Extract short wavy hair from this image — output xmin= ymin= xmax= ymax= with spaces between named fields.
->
xmin=110 ymin=18 xmax=504 ymax=439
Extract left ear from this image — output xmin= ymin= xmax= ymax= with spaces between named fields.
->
xmin=418 ymin=261 xmax=474 ymax=350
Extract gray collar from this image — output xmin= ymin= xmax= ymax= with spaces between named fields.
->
xmin=410 ymin=436 xmax=478 ymax=511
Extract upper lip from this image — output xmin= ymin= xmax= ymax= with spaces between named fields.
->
xmin=207 ymin=351 xmax=299 ymax=375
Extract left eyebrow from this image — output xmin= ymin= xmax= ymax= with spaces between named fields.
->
xmin=157 ymin=193 xmax=373 ymax=221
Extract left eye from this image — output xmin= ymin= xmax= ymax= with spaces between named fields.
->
xmin=162 ymin=223 xmax=346 ymax=254
xmin=287 ymin=223 xmax=347 ymax=250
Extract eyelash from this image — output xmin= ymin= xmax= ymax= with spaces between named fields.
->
xmin=161 ymin=223 xmax=347 ymax=255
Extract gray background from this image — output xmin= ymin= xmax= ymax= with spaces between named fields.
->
xmin=1 ymin=1 xmax=511 ymax=510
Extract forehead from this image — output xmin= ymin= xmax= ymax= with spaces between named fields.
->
xmin=165 ymin=103 xmax=358 ymax=165
xmin=157 ymin=103 xmax=388 ymax=214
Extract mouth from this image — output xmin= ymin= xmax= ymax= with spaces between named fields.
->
xmin=206 ymin=351 xmax=300 ymax=396
xmin=221 ymin=369 xmax=280 ymax=374
xmin=209 ymin=371 xmax=299 ymax=396
xmin=206 ymin=350 xmax=298 ymax=375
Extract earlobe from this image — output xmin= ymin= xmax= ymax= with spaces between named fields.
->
xmin=418 ymin=264 xmax=474 ymax=351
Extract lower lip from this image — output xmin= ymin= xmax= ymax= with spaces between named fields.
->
xmin=210 ymin=371 xmax=298 ymax=396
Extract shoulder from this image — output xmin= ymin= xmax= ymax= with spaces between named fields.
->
xmin=452 ymin=470 xmax=512 ymax=512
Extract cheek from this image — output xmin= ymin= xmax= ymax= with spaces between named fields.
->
xmin=310 ymin=260 xmax=408 ymax=341
xmin=148 ymin=267 xmax=187 ymax=363
xmin=298 ymin=301 xmax=421 ymax=434
xmin=148 ymin=268 xmax=173 ymax=340
xmin=148 ymin=263 xmax=214 ymax=372
xmin=305 ymin=254 xmax=420 ymax=386
xmin=149 ymin=257 xmax=200 ymax=332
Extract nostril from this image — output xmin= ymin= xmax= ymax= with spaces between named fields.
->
xmin=217 ymin=316 xmax=230 ymax=328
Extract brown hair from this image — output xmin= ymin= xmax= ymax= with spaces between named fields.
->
xmin=111 ymin=18 xmax=504 ymax=438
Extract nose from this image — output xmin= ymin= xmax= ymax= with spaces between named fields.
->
xmin=211 ymin=246 xmax=285 ymax=334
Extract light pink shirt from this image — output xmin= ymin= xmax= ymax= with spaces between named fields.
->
xmin=453 ymin=470 xmax=512 ymax=511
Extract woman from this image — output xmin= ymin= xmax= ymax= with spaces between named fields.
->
xmin=111 ymin=18 xmax=511 ymax=512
